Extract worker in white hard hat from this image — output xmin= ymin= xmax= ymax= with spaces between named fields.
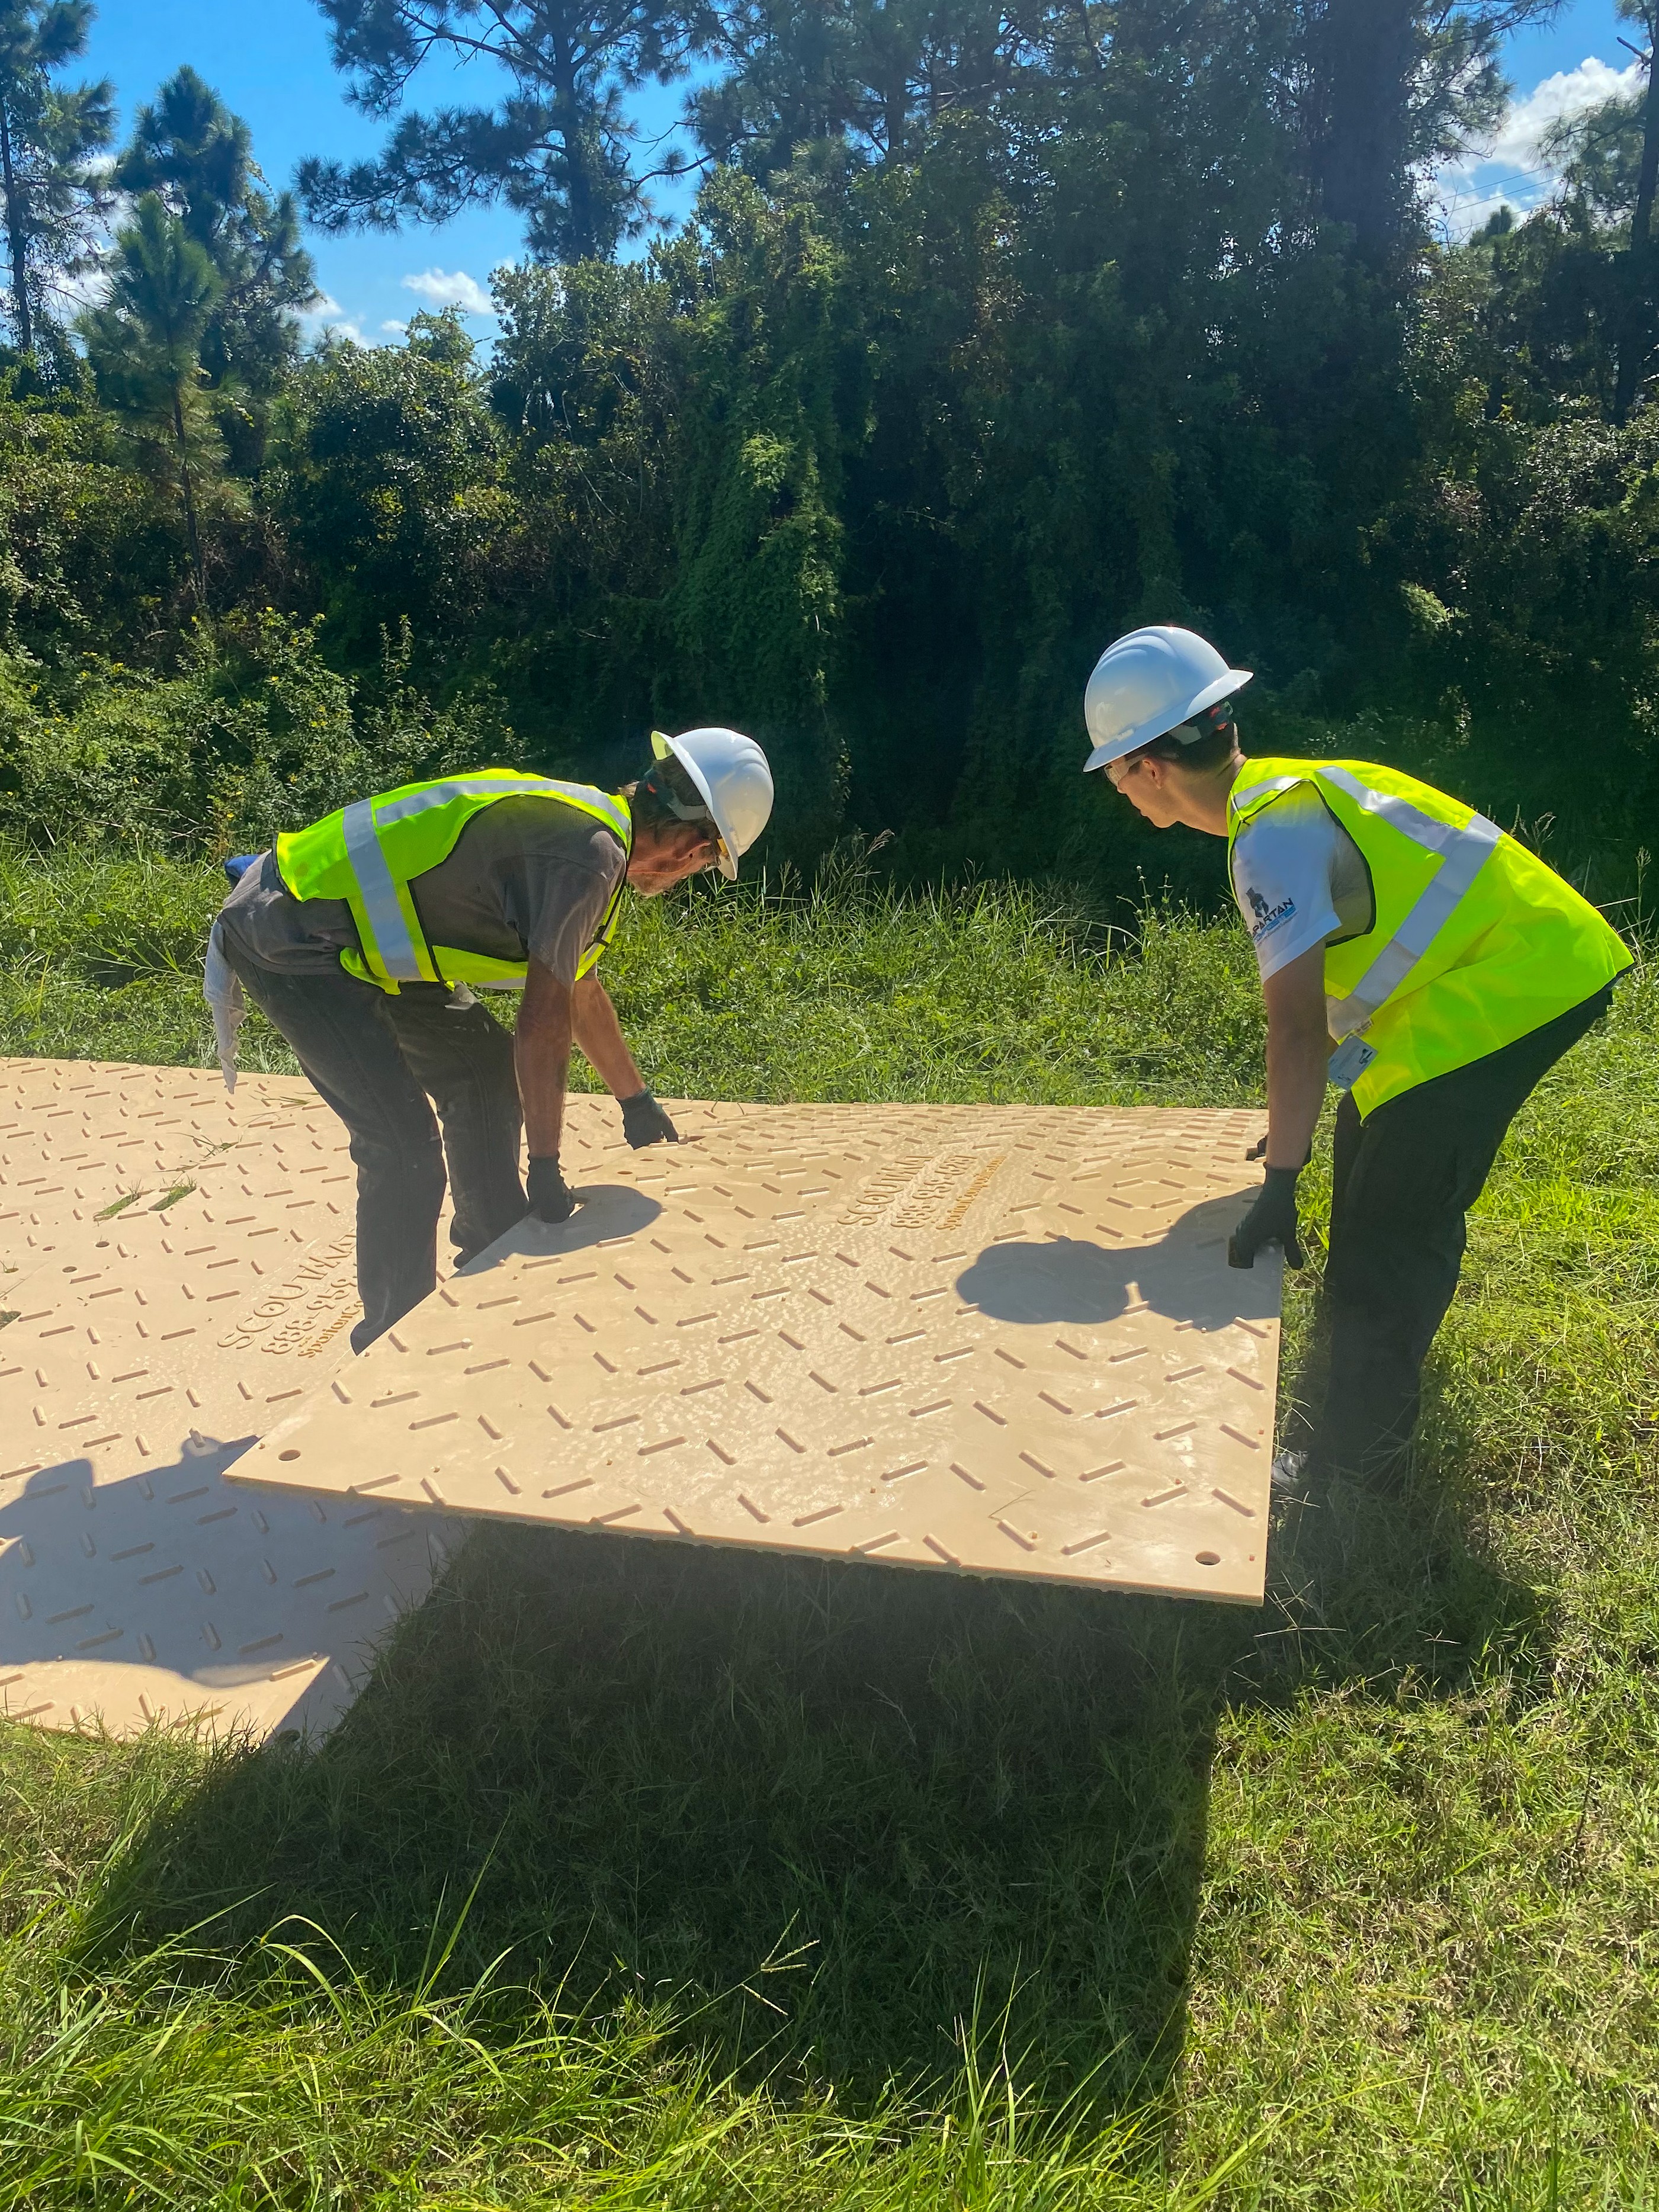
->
xmin=1083 ymin=625 xmax=1630 ymax=1492
xmin=206 ymin=730 xmax=775 ymax=1350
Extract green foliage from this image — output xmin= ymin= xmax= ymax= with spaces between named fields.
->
xmin=1 ymin=7 xmax=1658 ymax=903
xmin=78 ymin=192 xmax=232 ymax=595
xmin=2 ymin=849 xmax=1658 ymax=2201
xmin=1361 ymin=402 xmax=1659 ymax=855
xmin=476 ymin=9 xmax=1618 ymax=887
xmin=271 ymin=318 xmax=510 ymax=659
xmin=113 ymin=66 xmax=317 ymax=401
xmin=0 ymin=370 xmax=181 ymax=654
xmin=301 ymin=0 xmax=718 ymax=264
xmin=691 ymin=0 xmax=1034 ymax=180
xmin=489 ymin=200 xmax=855 ymax=861
xmin=663 ymin=174 xmax=852 ymax=855
xmin=0 ymin=833 xmax=1260 ymax=1094
xmin=0 ymin=610 xmax=523 ymax=854
xmin=0 ymin=0 xmax=111 ymax=365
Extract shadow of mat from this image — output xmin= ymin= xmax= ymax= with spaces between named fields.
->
xmin=78 ymin=1529 xmax=1214 ymax=2113
xmin=76 ymin=1466 xmax=1547 ymax=2120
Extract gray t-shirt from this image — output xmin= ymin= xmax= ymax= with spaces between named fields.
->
xmin=218 ymin=796 xmax=627 ymax=988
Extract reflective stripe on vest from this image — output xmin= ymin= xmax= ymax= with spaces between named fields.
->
xmin=277 ymin=772 xmax=632 ymax=994
xmin=374 ymin=773 xmax=586 ymax=829
xmin=1226 ymin=756 xmax=1629 ymax=1113
xmin=1316 ymin=766 xmax=1503 ymax=1037
xmin=341 ymin=795 xmax=428 ymax=983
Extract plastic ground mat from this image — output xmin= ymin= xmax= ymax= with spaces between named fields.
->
xmin=235 ymin=1103 xmax=1283 ymax=1605
xmin=0 ymin=1059 xmax=611 ymax=1738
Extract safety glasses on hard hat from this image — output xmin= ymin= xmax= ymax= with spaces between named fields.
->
xmin=646 ymin=734 xmax=730 ymax=870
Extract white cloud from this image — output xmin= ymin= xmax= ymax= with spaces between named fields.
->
xmin=45 ymin=264 xmax=108 ymax=313
xmin=1437 ymin=55 xmax=1644 ymax=235
xmin=1488 ymin=55 xmax=1641 ymax=170
xmin=401 ymin=267 xmax=495 ymax=317
xmin=380 ymin=319 xmax=407 ymax=337
xmin=300 ymin=291 xmax=367 ymax=346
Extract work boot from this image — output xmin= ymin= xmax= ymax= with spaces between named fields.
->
xmin=1270 ymin=1449 xmax=1315 ymax=1503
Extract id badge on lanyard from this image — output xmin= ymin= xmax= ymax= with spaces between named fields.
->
xmin=1327 ymin=1035 xmax=1377 ymax=1091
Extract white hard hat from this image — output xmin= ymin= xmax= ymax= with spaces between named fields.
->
xmin=1082 ymin=625 xmax=1252 ymax=772
xmin=650 ymin=727 xmax=774 ymax=881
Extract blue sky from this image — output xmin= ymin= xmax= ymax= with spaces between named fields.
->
xmin=1442 ymin=1 xmax=1635 ymax=233
xmin=82 ymin=0 xmax=1638 ymax=345
xmin=82 ymin=0 xmax=703 ymax=343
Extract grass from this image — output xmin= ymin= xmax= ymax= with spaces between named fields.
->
xmin=2 ymin=838 xmax=1658 ymax=2205
xmin=0 ymin=837 xmax=1266 ymax=1105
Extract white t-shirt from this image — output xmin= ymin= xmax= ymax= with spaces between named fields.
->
xmin=1229 ymin=782 xmax=1374 ymax=982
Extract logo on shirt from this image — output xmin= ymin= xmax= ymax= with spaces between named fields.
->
xmin=1244 ymin=885 xmax=1296 ymax=941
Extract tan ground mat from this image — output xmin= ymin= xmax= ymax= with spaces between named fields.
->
xmin=1 ymin=1055 xmax=352 ymax=1293
xmin=235 ymin=1104 xmax=1282 ymax=1604
xmin=1 ymin=1060 xmax=599 ymax=1739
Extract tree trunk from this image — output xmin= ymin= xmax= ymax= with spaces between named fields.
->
xmin=549 ymin=30 xmax=597 ymax=261
xmin=172 ymin=383 xmax=204 ymax=602
xmin=877 ymin=72 xmax=910 ymax=164
xmin=1311 ymin=0 xmax=1417 ymax=257
xmin=0 ymin=101 xmax=33 ymax=357
xmin=1614 ymin=17 xmax=1659 ymax=423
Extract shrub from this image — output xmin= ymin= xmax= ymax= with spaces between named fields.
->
xmin=0 ymin=609 xmax=523 ymax=852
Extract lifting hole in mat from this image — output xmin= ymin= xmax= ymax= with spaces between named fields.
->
xmin=228 ymin=1102 xmax=1284 ymax=1606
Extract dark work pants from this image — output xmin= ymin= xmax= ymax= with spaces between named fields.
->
xmin=222 ymin=943 xmax=525 ymax=1351
xmin=1311 ymin=984 xmax=1615 ymax=1485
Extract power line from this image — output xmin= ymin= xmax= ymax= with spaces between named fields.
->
xmin=1440 ymin=157 xmax=1561 ymax=201
xmin=1437 ymin=160 xmax=1562 ymax=220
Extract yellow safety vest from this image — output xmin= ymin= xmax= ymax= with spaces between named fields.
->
xmin=276 ymin=769 xmax=633 ymax=994
xmin=1227 ymin=757 xmax=1631 ymax=1116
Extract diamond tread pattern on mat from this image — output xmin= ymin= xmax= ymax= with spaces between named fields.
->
xmin=0 ymin=1062 xmax=614 ymax=1740
xmin=0 ymin=1057 xmax=334 ymax=1292
xmin=237 ymin=1104 xmax=1281 ymax=1604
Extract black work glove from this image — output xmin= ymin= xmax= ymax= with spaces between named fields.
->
xmin=620 ymin=1090 xmax=679 ymax=1148
xmin=1228 ymin=1166 xmax=1306 ymax=1270
xmin=525 ymin=1155 xmax=577 ymax=1224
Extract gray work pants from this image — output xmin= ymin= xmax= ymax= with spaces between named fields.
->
xmin=220 ymin=940 xmax=525 ymax=1351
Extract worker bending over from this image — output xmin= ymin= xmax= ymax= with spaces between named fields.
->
xmin=207 ymin=731 xmax=773 ymax=1351
xmin=1083 ymin=626 xmax=1630 ymax=1491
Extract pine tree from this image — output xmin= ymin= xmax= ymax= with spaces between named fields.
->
xmin=0 ymin=0 xmax=111 ymax=362
xmin=78 ymin=194 xmax=228 ymax=600
xmin=1303 ymin=2 xmax=1561 ymax=257
xmin=693 ymin=0 xmax=1026 ymax=182
xmin=1608 ymin=0 xmax=1659 ymax=420
xmin=114 ymin=67 xmax=318 ymax=393
xmin=300 ymin=0 xmax=718 ymax=265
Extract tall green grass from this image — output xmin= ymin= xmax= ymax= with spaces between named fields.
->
xmin=2 ymin=841 xmax=1657 ymax=2206
xmin=0 ymin=837 xmax=1264 ymax=1104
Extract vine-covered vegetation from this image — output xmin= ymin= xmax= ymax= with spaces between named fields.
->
xmin=1 ymin=1 xmax=1658 ymax=903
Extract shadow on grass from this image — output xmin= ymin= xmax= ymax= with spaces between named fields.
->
xmin=78 ymin=1446 xmax=1546 ymax=2123
xmin=1261 ymin=1299 xmax=1557 ymax=1710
